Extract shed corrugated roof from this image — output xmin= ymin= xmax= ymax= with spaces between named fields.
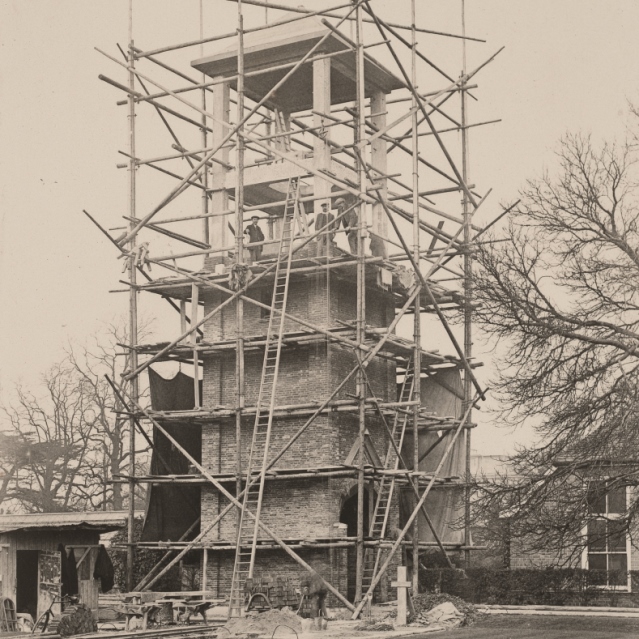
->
xmin=0 ymin=511 xmax=128 ymax=534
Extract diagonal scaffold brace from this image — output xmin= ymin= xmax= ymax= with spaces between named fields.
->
xmin=106 ymin=374 xmax=356 ymax=612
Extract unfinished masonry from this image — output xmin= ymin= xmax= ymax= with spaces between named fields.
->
xmin=94 ymin=0 xmax=504 ymax=618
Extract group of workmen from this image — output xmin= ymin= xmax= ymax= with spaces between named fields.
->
xmin=315 ymin=197 xmax=356 ymax=255
xmin=244 ymin=196 xmax=385 ymax=263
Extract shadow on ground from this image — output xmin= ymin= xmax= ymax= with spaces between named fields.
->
xmin=412 ymin=614 xmax=639 ymax=639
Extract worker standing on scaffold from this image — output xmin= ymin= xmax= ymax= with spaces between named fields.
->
xmin=316 ymin=201 xmax=337 ymax=257
xmin=244 ymin=215 xmax=265 ymax=264
xmin=336 ymin=197 xmax=358 ymax=254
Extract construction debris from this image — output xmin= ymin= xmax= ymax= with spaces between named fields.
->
xmin=411 ymin=593 xmax=479 ymax=627
xmin=419 ymin=602 xmax=464 ymax=629
xmin=222 ymin=607 xmax=303 ymax=636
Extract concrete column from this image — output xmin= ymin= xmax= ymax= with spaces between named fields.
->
xmin=370 ymin=90 xmax=388 ymax=257
xmin=210 ymin=78 xmax=231 ymax=251
xmin=313 ymin=57 xmax=332 ymax=208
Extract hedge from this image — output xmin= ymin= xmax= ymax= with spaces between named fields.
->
xmin=109 ymin=519 xmax=184 ymax=592
xmin=420 ymin=568 xmax=639 ymax=607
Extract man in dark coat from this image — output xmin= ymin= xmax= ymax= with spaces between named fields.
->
xmin=300 ymin=570 xmax=328 ymax=625
xmin=315 ymin=202 xmax=337 ymax=256
xmin=337 ymin=197 xmax=358 ymax=254
xmin=244 ymin=215 xmax=265 ymax=263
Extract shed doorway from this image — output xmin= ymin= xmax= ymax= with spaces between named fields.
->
xmin=16 ymin=550 xmax=39 ymax=620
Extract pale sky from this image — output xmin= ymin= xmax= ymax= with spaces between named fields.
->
xmin=1 ymin=0 xmax=638 ymax=455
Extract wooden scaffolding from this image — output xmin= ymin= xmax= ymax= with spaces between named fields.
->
xmin=88 ymin=0 xmax=511 ymax=618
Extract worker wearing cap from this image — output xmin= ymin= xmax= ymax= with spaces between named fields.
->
xmin=300 ymin=571 xmax=329 ymax=629
xmin=336 ymin=197 xmax=359 ymax=254
xmin=315 ymin=201 xmax=337 ymax=256
xmin=244 ymin=215 xmax=265 ymax=264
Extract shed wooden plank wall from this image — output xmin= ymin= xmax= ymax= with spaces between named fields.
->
xmin=0 ymin=530 xmax=100 ymax=607
xmin=73 ymin=546 xmax=100 ymax=612
xmin=0 ymin=543 xmax=13 ymax=604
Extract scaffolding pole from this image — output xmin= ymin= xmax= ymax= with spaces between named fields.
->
xmin=235 ymin=0 xmax=246 ymax=542
xmin=90 ymin=0 xmax=502 ymax=611
xmin=410 ymin=0 xmax=421 ymax=596
xmin=354 ymin=0 xmax=367 ymax=608
xmin=125 ymin=0 xmax=138 ymax=593
xmin=461 ymin=0 xmax=473 ymax=570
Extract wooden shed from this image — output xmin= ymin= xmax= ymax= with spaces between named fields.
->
xmin=0 ymin=512 xmax=127 ymax=622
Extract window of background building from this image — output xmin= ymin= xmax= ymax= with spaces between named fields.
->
xmin=584 ymin=480 xmax=629 ymax=588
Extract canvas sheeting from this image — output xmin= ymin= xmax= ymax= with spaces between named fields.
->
xmin=400 ymin=369 xmax=466 ymax=545
xmin=140 ymin=368 xmax=202 ymax=542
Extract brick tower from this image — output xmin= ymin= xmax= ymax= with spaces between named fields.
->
xmin=133 ymin=9 xmax=474 ymax=615
xmin=189 ymin=17 xmax=405 ymax=604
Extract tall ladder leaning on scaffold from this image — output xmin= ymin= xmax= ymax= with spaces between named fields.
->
xmin=361 ymin=357 xmax=416 ymax=598
xmin=228 ymin=176 xmax=301 ymax=618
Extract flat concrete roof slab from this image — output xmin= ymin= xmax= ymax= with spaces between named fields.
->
xmin=192 ymin=16 xmax=403 ymax=112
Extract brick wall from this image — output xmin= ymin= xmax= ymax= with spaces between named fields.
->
xmin=199 ymin=477 xmax=399 ymax=604
xmin=201 ymin=269 xmax=396 ymax=343
xmin=202 ymin=478 xmax=335 ymax=542
xmin=198 ymin=269 xmax=400 ymax=603
xmin=203 ymin=546 xmax=348 ymax=606
xmin=509 ymin=536 xmax=580 ymax=569
xmin=202 ymin=347 xmax=323 ymax=409
xmin=509 ymin=521 xmax=639 ymax=575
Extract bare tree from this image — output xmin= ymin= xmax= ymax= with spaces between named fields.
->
xmin=0 ymin=321 xmax=151 ymax=513
xmin=65 ymin=322 xmax=151 ymax=511
xmin=1 ymin=362 xmax=100 ymax=512
xmin=472 ymin=130 xmax=639 ymax=560
xmin=0 ymin=433 xmax=36 ymax=510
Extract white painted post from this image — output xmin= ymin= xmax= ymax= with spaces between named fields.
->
xmin=391 ymin=566 xmax=411 ymax=626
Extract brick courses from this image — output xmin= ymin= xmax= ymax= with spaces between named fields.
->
xmin=196 ymin=264 xmax=400 ymax=604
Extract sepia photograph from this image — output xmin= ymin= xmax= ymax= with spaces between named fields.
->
xmin=1 ymin=2 xmax=639 ymax=637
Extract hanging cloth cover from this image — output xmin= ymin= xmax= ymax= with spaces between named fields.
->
xmin=93 ymin=545 xmax=115 ymax=593
xmin=140 ymin=368 xmax=202 ymax=542
xmin=148 ymin=367 xmax=202 ymax=411
xmin=401 ymin=369 xmax=466 ymax=545
xmin=65 ymin=547 xmax=79 ymax=596
xmin=58 ymin=544 xmax=73 ymax=596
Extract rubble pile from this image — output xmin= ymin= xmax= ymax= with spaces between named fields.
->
xmin=223 ymin=608 xmax=303 ymax=636
xmin=411 ymin=593 xmax=479 ymax=628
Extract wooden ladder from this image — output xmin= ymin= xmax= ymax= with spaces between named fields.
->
xmin=1 ymin=597 xmax=18 ymax=633
xmin=362 ymin=358 xmax=415 ymax=596
xmin=228 ymin=177 xmax=300 ymax=618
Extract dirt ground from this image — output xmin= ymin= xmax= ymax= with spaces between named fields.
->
xmin=412 ymin=614 xmax=639 ymax=639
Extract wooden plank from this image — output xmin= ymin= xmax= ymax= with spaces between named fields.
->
xmin=77 ymin=547 xmax=99 ymax=612
xmin=75 ymin=546 xmax=92 ymax=570
xmin=0 ymin=537 xmax=16 ymax=602
xmin=191 ymin=283 xmax=200 ymax=408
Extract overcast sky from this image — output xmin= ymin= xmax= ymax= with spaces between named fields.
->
xmin=1 ymin=0 xmax=638 ymax=455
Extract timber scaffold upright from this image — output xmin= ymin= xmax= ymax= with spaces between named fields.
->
xmin=94 ymin=0 xmax=507 ymax=617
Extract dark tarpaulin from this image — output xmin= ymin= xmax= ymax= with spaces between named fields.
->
xmin=148 ymin=367 xmax=202 ymax=411
xmin=58 ymin=544 xmax=79 ymax=597
xmin=141 ymin=368 xmax=202 ymax=542
xmin=93 ymin=545 xmax=115 ymax=593
xmin=66 ymin=547 xmax=79 ymax=596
